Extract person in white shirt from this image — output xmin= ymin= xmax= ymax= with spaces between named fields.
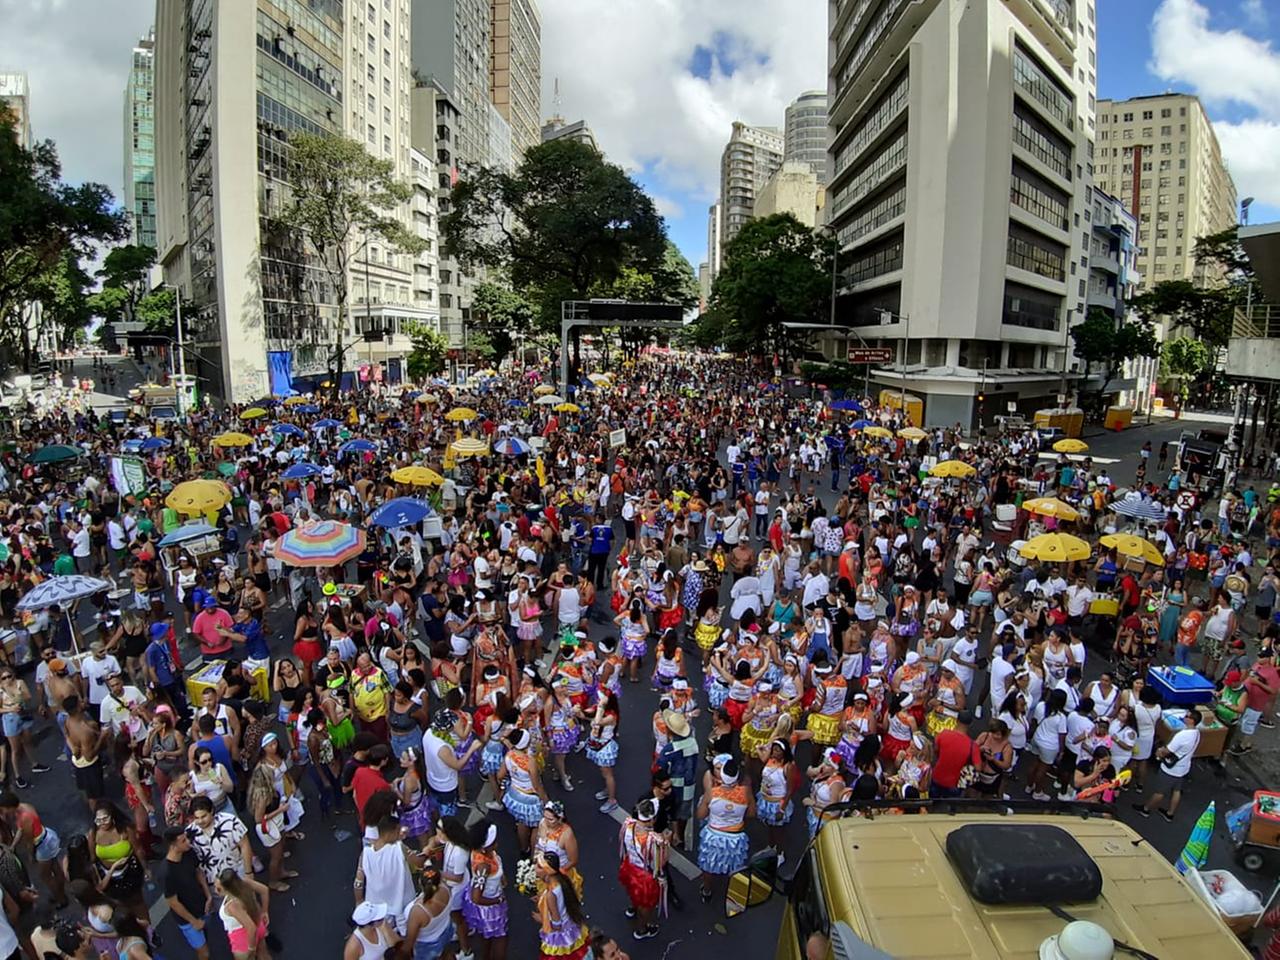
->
xmin=1132 ymin=709 xmax=1200 ymax=821
xmin=80 ymin=642 xmax=121 ymax=708
xmin=1064 ymin=577 xmax=1093 ymax=622
xmin=555 ymin=574 xmax=582 ymax=630
xmin=69 ymin=521 xmax=92 ymax=573
xmin=800 ymin=566 xmax=830 ymax=609
xmin=950 ymin=628 xmax=979 ymax=696
xmin=988 ymin=643 xmax=1018 ymax=714
xmin=98 ymin=674 xmax=149 ymax=745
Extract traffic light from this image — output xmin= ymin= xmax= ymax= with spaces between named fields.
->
xmin=977 ymin=391 xmax=986 ymax=404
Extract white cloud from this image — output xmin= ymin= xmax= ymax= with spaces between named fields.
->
xmin=539 ymin=0 xmax=827 ymax=202
xmin=1149 ymin=0 xmax=1280 ymax=208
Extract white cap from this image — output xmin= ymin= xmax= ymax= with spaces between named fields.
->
xmin=352 ymin=901 xmax=389 ymax=926
xmin=904 ymin=651 xmax=920 ymax=666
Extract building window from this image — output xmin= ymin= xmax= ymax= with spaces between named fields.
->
xmin=1003 ymin=281 xmax=1061 ymax=331
xmin=1007 ymin=223 xmax=1067 ymax=281
xmin=842 ymin=233 xmax=904 ymax=285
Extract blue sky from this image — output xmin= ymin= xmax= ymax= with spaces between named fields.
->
xmin=556 ymin=0 xmax=1280 ymax=272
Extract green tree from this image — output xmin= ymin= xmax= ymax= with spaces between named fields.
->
xmin=697 ymin=213 xmax=830 ymax=360
xmin=0 ymin=104 xmax=128 ymax=368
xmin=405 ymin=322 xmax=449 ymax=381
xmin=86 ymin=244 xmax=156 ymax=326
xmin=1161 ymin=336 xmax=1214 ymax=410
xmin=135 ymin=288 xmax=177 ymax=334
xmin=442 ymin=138 xmax=668 ymax=330
xmin=1128 ymin=280 xmax=1236 ymax=349
xmin=30 ymin=251 xmax=93 ymax=349
xmin=1068 ymin=307 xmax=1159 ymax=416
xmin=470 ymin=280 xmax=536 ymax=363
xmin=277 ymin=132 xmax=425 ymax=398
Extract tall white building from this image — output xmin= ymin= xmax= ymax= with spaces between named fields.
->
xmin=706 ymin=202 xmax=724 ymax=279
xmin=785 ymin=90 xmax=829 ymax=182
xmin=0 ymin=72 xmax=31 ymax=148
xmin=155 ymin=0 xmax=427 ymax=402
xmin=826 ymin=0 xmax=1098 ymax=427
xmin=541 ymin=116 xmax=598 ymax=153
xmin=344 ymin=0 xmax=438 ymax=387
xmin=719 ymin=122 xmax=785 ymax=251
xmin=122 ymin=30 xmax=156 ymax=249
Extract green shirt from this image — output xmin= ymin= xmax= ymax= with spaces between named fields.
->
xmin=53 ymin=554 xmax=76 ymax=576
xmin=1215 ymin=686 xmax=1246 ymax=725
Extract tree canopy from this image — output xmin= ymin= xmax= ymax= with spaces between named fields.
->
xmin=469 ymin=280 xmax=537 ymax=364
xmin=1068 ymin=306 xmax=1159 ymax=414
xmin=278 ymin=132 xmax=424 ymax=396
xmin=404 ymin=322 xmax=448 ymax=382
xmin=441 ymin=138 xmax=670 ymax=330
xmin=0 ymin=103 xmax=127 ymax=368
xmin=694 ymin=213 xmax=830 ymax=359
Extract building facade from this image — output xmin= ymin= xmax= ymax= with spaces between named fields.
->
xmin=1094 ymin=94 xmax=1237 ymax=290
xmin=122 ymin=30 xmax=156 ymax=249
xmin=785 ymin=90 xmax=829 ymax=182
xmin=489 ymin=0 xmax=541 ymax=157
xmin=706 ymin=202 xmax=723 ymax=279
xmin=0 ymin=72 xmax=31 ymax=147
xmin=755 ymin=161 xmax=824 ymax=228
xmin=156 ymin=0 xmax=422 ymax=402
xmin=719 ymin=121 xmax=785 ymax=253
xmin=541 ymin=116 xmax=598 ymax=152
xmin=826 ymin=0 xmax=1098 ymax=427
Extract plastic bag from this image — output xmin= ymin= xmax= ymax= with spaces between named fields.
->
xmin=1226 ymin=801 xmax=1254 ymax=843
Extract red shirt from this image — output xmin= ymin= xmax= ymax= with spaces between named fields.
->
xmin=352 ymin=765 xmax=391 ymax=827
xmin=1246 ymin=663 xmax=1280 ymax=711
xmin=269 ymin=511 xmax=292 ymax=535
xmin=192 ymin=607 xmax=234 ymax=656
xmin=932 ymin=730 xmax=979 ymax=790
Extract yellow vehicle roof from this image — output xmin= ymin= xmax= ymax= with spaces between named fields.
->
xmin=817 ymin=813 xmax=1249 ymax=959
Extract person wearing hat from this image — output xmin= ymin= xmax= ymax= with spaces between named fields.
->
xmin=618 ymin=797 xmax=667 ymax=941
xmin=1214 ymin=669 xmax=1248 ymax=751
xmin=344 ymin=900 xmax=401 ymax=960
xmin=500 ymin=726 xmax=547 ymax=852
xmin=192 ymin=594 xmax=234 ymax=659
xmin=655 ymin=709 xmax=698 ymax=849
xmin=926 ymin=660 xmax=966 ymax=737
xmin=143 ymin=620 xmax=188 ymax=720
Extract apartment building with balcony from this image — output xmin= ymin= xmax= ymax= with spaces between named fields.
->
xmin=785 ymin=90 xmax=829 ymax=183
xmin=826 ymin=0 xmax=1099 ymax=427
xmin=123 ymin=31 xmax=156 ymax=249
xmin=719 ymin=122 xmax=784 ymax=254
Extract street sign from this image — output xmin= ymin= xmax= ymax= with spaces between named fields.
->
xmin=846 ymin=347 xmax=894 ymax=364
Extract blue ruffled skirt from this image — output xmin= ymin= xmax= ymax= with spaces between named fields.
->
xmin=755 ymin=794 xmax=792 ymax=827
xmin=697 ymin=825 xmax=749 ymax=875
xmin=503 ymin=785 xmax=543 ymax=827
xmin=585 ymin=738 xmax=619 ymax=768
xmin=480 ymin=739 xmax=506 ymax=777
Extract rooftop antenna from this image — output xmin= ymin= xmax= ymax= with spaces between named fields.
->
xmin=553 ymin=76 xmax=562 ymax=115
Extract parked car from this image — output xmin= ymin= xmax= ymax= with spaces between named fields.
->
xmin=1036 ymin=426 xmax=1065 ymax=450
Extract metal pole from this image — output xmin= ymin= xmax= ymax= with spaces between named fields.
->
xmin=173 ymin=287 xmax=186 ymax=416
xmin=364 ymin=235 xmax=372 ymax=394
xmin=900 ymin=312 xmax=909 ymax=422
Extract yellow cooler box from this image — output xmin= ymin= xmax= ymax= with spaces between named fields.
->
xmin=186 ymin=659 xmax=270 ymax=704
xmin=1104 ymin=406 xmax=1133 ymax=431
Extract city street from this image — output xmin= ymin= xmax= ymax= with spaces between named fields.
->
xmin=4 ymin=370 xmax=1272 ymax=959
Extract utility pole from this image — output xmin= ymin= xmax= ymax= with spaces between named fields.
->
xmin=164 ymin=284 xmax=188 ymax=416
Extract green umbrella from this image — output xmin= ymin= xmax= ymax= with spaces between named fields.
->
xmin=1176 ymin=800 xmax=1215 ymax=874
xmin=216 ymin=462 xmax=238 ymax=478
xmin=0 ymin=542 xmax=10 ymax=564
xmin=29 ymin=444 xmax=85 ymax=464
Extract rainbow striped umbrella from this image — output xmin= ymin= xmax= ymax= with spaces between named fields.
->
xmin=274 ymin=520 xmax=366 ymax=568
xmin=1176 ymin=801 xmax=1215 ymax=875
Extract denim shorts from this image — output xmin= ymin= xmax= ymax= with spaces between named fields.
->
xmin=1 ymin=713 xmax=31 ymax=738
xmin=178 ymin=920 xmax=208 ymax=950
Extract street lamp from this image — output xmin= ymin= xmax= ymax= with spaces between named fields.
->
xmin=1242 ymin=197 xmax=1254 ymax=226
xmin=162 ymin=284 xmax=188 ymax=416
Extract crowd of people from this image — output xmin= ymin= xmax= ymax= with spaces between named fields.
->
xmin=0 ymin=351 xmax=1271 ymax=959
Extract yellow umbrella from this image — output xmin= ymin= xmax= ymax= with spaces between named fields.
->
xmin=1053 ymin=438 xmax=1089 ymax=454
xmin=391 ymin=465 xmax=445 ymax=487
xmin=444 ymin=407 xmax=478 ymax=422
xmin=898 ymin=426 xmax=927 ymax=440
xmin=1022 ymin=497 xmax=1081 ymax=522
xmin=928 ymin=460 xmax=976 ymax=479
xmin=240 ymin=407 xmax=268 ymax=420
xmin=165 ymin=479 xmax=232 ymax=516
xmin=283 ymin=396 xmax=309 ymax=406
xmin=534 ymin=384 xmax=557 ymax=396
xmin=553 ymin=402 xmax=581 ymax=414
xmin=1018 ymin=532 xmax=1092 ymax=563
xmin=417 ymin=393 xmax=440 ymax=405
xmin=863 ymin=426 xmax=893 ymax=439
xmin=451 ymin=438 xmax=489 ymax=458
xmin=211 ymin=431 xmax=254 ymax=448
xmin=1099 ymin=533 xmax=1165 ymax=567
xmin=587 ymin=373 xmax=612 ymax=386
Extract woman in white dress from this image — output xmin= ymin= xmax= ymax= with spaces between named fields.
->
xmin=1130 ymin=684 xmax=1162 ymax=791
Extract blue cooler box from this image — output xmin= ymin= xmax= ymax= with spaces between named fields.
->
xmin=1147 ymin=666 xmax=1216 ymax=706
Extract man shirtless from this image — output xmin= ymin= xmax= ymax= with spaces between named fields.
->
xmin=62 ymin=695 xmax=110 ymax=813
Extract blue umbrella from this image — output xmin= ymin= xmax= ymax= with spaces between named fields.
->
xmin=339 ymin=439 xmax=377 ymax=456
xmin=272 ymin=423 xmax=305 ymax=437
xmin=312 ymin=418 xmax=342 ymax=431
xmin=120 ymin=439 xmax=143 ymax=454
xmin=158 ymin=521 xmax=218 ymax=547
xmin=1114 ymin=498 xmax=1166 ymax=522
xmin=293 ymin=403 xmax=320 ymax=415
xmin=140 ymin=437 xmax=172 ymax=451
xmin=507 ymin=398 xmax=527 ymax=408
xmin=403 ymin=390 xmax=422 ymax=399
xmin=282 ymin=462 xmax=323 ymax=480
xmin=493 ymin=437 xmax=530 ymax=457
xmin=851 ymin=419 xmax=875 ymax=429
xmin=368 ymin=497 xmax=434 ymax=529
xmin=829 ymin=399 xmax=863 ymax=412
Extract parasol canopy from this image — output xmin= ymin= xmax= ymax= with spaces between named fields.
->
xmin=1052 ymin=438 xmax=1089 ymax=454
xmin=390 ymin=465 xmax=444 ymax=487
xmin=166 ymin=479 xmax=232 ymax=515
xmin=1022 ymin=497 xmax=1081 ymax=522
xmin=928 ymin=460 xmax=976 ymax=479
xmin=211 ymin=432 xmax=253 ymax=448
xmin=1099 ymin=532 xmax=1165 ymax=566
xmin=1018 ymin=532 xmax=1092 ymax=563
xmin=240 ymin=407 xmax=268 ymax=420
xmin=274 ymin=520 xmax=366 ymax=567
xmin=493 ymin=437 xmax=531 ymax=457
xmin=16 ymin=575 xmax=113 ymax=611
xmin=451 ymin=437 xmax=490 ymax=458
xmin=30 ymin=444 xmax=85 ymax=464
xmin=444 ymin=407 xmax=478 ymax=422
xmin=368 ymin=497 xmax=434 ymax=529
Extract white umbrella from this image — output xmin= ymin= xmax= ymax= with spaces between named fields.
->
xmin=17 ymin=575 xmax=114 ymax=655
xmin=534 ymin=394 xmax=564 ymax=406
